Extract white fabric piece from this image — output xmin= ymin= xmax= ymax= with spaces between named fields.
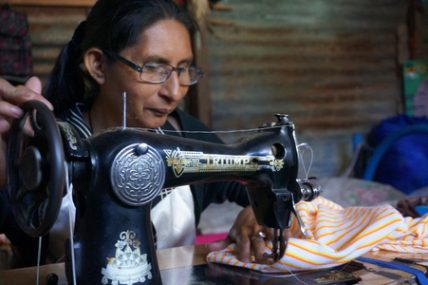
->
xmin=151 ymin=185 xmax=196 ymax=249
xmin=48 ymin=183 xmax=76 ymax=262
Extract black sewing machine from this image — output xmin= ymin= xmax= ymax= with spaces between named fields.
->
xmin=6 ymin=100 xmax=321 ymax=285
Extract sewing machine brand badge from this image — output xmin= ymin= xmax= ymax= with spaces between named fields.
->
xmin=111 ymin=143 xmax=165 ymax=206
xmin=101 ymin=230 xmax=152 ymax=285
xmin=164 ymin=147 xmax=284 ymax=177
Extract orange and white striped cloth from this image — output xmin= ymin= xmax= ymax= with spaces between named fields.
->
xmin=206 ymin=196 xmax=428 ymax=273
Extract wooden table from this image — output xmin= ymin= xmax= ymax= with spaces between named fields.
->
xmin=0 ymin=245 xmax=426 ymax=285
xmin=0 ymin=245 xmax=210 ymax=285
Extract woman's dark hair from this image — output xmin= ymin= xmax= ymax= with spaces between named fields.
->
xmin=44 ymin=0 xmax=195 ymax=116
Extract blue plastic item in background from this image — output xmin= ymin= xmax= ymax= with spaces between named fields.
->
xmin=416 ymin=205 xmax=428 ymax=216
xmin=362 ymin=115 xmax=428 ymax=195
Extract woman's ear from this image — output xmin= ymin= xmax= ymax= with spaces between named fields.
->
xmin=83 ymin=48 xmax=106 ymax=84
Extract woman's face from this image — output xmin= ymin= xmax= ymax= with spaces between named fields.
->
xmin=95 ymin=19 xmax=193 ymax=129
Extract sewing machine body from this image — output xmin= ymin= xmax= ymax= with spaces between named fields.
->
xmin=7 ymin=101 xmax=320 ymax=285
xmin=65 ymin=119 xmax=299 ymax=284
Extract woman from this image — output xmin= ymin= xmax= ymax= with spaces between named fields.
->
xmin=0 ymin=0 xmax=276 ymax=266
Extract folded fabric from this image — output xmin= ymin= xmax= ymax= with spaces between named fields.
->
xmin=206 ymin=196 xmax=428 ymax=273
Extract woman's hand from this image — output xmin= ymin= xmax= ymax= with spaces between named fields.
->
xmin=0 ymin=76 xmax=53 ymax=187
xmin=208 ymin=206 xmax=289 ymax=264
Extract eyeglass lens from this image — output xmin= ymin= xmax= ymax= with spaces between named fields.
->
xmin=139 ymin=63 xmax=201 ymax=86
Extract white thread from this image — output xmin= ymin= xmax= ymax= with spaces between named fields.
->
xmin=36 ymin=236 xmax=42 ymax=285
xmin=284 ymin=267 xmax=311 ymax=285
xmin=156 ymin=127 xmax=165 ymax=134
xmin=297 ymin=143 xmax=313 ymax=180
xmin=143 ymin=125 xmax=288 ymax=134
xmin=341 ymin=143 xmax=363 ymax=177
xmin=65 ymin=163 xmax=77 ymax=285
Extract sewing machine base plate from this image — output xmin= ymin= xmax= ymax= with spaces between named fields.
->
xmin=160 ymin=262 xmax=415 ymax=285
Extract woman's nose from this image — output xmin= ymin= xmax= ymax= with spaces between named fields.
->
xmin=161 ymin=72 xmax=184 ymax=101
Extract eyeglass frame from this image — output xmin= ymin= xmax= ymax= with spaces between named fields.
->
xmin=102 ymin=50 xmax=203 ymax=86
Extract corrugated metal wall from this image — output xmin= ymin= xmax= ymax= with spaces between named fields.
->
xmin=207 ymin=0 xmax=410 ymax=177
xmin=208 ymin=0 xmax=406 ymax=131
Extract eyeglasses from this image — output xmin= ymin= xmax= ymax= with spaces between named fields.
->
xmin=103 ymin=50 xmax=203 ymax=86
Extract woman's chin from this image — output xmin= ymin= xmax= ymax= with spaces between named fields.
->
xmin=132 ymin=117 xmax=167 ymax=129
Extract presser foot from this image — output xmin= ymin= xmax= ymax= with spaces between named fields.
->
xmin=268 ymin=195 xmax=312 ymax=262
xmin=270 ymin=229 xmax=286 ymax=262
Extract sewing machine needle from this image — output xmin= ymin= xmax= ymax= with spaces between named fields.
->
xmin=122 ymin=91 xmax=127 ymax=129
xmin=271 ymin=229 xmax=286 ymax=261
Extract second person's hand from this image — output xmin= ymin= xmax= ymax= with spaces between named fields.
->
xmin=0 ymin=76 xmax=52 ymax=133
xmin=0 ymin=76 xmax=53 ymax=187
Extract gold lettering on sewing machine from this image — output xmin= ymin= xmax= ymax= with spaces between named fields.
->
xmin=164 ymin=147 xmax=284 ymax=178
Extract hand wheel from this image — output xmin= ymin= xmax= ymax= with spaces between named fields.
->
xmin=7 ymin=100 xmax=65 ymax=237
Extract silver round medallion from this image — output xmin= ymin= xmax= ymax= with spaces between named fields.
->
xmin=110 ymin=143 xmax=165 ymax=206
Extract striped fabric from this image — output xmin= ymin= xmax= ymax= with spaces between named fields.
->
xmin=206 ymin=196 xmax=428 ymax=273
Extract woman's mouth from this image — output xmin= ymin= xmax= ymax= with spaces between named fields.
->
xmin=147 ymin=108 xmax=170 ymax=116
